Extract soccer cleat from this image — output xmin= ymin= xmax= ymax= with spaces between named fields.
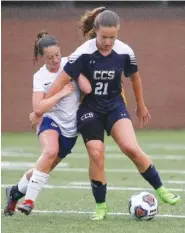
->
xmin=156 ymin=186 xmax=181 ymax=205
xmin=91 ymin=202 xmax=107 ymax=221
xmin=4 ymin=186 xmax=18 ymax=216
xmin=17 ymin=200 xmax=34 ymax=215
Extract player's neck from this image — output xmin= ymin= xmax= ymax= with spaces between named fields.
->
xmin=98 ymin=49 xmax=112 ymax=57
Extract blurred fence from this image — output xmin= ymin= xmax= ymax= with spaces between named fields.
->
xmin=2 ymin=1 xmax=185 ymax=131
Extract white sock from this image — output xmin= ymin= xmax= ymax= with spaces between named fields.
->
xmin=25 ymin=169 xmax=49 ymax=202
xmin=18 ymin=174 xmax=29 ymax=194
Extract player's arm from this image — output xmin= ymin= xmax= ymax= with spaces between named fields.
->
xmin=130 ymin=72 xmax=145 ymax=107
xmin=33 ymin=83 xmax=74 ymax=117
xmin=130 ymin=71 xmax=151 ymax=127
xmin=123 ymin=48 xmax=144 ymax=107
xmin=45 ymin=70 xmax=71 ymax=99
xmin=77 ymin=74 xmax=92 ymax=94
xmin=124 ymin=46 xmax=151 ymax=127
xmin=46 ymin=46 xmax=92 ymax=99
xmin=45 ymin=70 xmax=92 ymax=100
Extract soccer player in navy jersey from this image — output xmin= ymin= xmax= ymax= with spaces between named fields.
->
xmin=46 ymin=8 xmax=180 ymax=220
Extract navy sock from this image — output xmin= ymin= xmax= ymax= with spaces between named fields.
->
xmin=11 ymin=185 xmax=25 ymax=201
xmin=91 ymin=180 xmax=107 ymax=204
xmin=140 ymin=165 xmax=162 ymax=189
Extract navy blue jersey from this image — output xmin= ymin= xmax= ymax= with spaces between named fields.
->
xmin=64 ymin=38 xmax=138 ymax=113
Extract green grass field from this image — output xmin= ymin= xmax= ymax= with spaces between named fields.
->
xmin=1 ymin=130 xmax=185 ymax=233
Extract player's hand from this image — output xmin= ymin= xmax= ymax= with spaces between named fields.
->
xmin=29 ymin=112 xmax=42 ymax=128
xmin=136 ymin=105 xmax=151 ymax=128
xmin=59 ymin=83 xmax=75 ymax=97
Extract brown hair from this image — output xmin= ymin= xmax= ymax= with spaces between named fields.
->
xmin=79 ymin=7 xmax=106 ymax=40
xmin=79 ymin=7 xmax=120 ymax=40
xmin=33 ymin=30 xmax=58 ymax=63
xmin=34 ymin=30 xmax=48 ymax=63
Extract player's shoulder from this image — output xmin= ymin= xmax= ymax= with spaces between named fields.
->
xmin=74 ymin=38 xmax=97 ymax=55
xmin=68 ymin=39 xmax=97 ymax=63
xmin=33 ymin=64 xmax=47 ymax=81
xmin=61 ymin=57 xmax=68 ymax=66
xmin=113 ymin=39 xmax=135 ymax=55
xmin=58 ymin=57 xmax=68 ymax=71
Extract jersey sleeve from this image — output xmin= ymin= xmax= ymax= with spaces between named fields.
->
xmin=124 ymin=47 xmax=138 ymax=77
xmin=33 ymin=75 xmax=44 ymax=92
xmin=61 ymin=57 xmax=68 ymax=68
xmin=63 ymin=46 xmax=85 ymax=80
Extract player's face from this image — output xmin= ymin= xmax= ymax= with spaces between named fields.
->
xmin=43 ymin=45 xmax=61 ymax=72
xmin=96 ymin=26 xmax=119 ymax=52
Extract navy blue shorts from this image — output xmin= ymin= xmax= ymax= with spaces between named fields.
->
xmin=77 ymin=101 xmax=130 ymax=143
xmin=37 ymin=117 xmax=77 ymax=158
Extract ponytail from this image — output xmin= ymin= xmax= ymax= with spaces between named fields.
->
xmin=33 ymin=30 xmax=48 ymax=64
xmin=79 ymin=7 xmax=106 ymax=40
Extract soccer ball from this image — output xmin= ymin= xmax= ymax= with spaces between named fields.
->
xmin=128 ymin=191 xmax=158 ymax=220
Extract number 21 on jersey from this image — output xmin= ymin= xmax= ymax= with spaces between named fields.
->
xmin=95 ymin=82 xmax=108 ymax=95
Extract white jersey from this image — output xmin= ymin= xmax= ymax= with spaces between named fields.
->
xmin=33 ymin=57 xmax=80 ymax=137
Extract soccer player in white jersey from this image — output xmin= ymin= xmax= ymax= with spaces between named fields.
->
xmin=4 ymin=31 xmax=92 ymax=216
xmin=45 ymin=8 xmax=181 ymax=220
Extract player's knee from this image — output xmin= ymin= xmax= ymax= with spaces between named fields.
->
xmin=122 ymin=144 xmax=140 ymax=160
xmin=43 ymin=147 xmax=58 ymax=161
xmin=89 ymin=148 xmax=104 ymax=169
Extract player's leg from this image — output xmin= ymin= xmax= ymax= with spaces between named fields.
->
xmin=4 ymin=155 xmax=63 ymax=216
xmin=81 ymin=126 xmax=107 ymax=220
xmin=17 ymin=117 xmax=61 ymax=215
xmin=77 ymin=107 xmax=107 ymax=220
xmin=17 ymin=120 xmax=78 ymax=216
xmin=109 ymin=114 xmax=180 ymax=205
xmin=4 ymin=129 xmax=64 ymax=217
xmin=4 ymin=156 xmax=62 ymax=216
xmin=4 ymin=168 xmax=33 ymax=216
xmin=17 ymin=129 xmax=59 ymax=215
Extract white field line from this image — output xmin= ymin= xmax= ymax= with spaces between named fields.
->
xmin=20 ymin=210 xmax=185 ymax=219
xmin=1 ymin=162 xmax=68 ymax=168
xmin=2 ymin=142 xmax=185 ymax=153
xmin=1 ymin=209 xmax=185 ymax=219
xmin=1 ymin=162 xmax=185 ymax=174
xmin=24 ymin=210 xmax=185 ymax=219
xmin=73 ymin=154 xmax=185 ymax=160
xmin=1 ymin=152 xmax=36 ymax=157
xmin=140 ymin=144 xmax=185 ymax=150
xmin=78 ymin=144 xmax=185 ymax=150
xmin=163 ymin=180 xmax=185 ymax=184
xmin=1 ymin=184 xmax=184 ymax=192
xmin=70 ymin=181 xmax=185 ymax=185
xmin=1 ymin=152 xmax=185 ymax=160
